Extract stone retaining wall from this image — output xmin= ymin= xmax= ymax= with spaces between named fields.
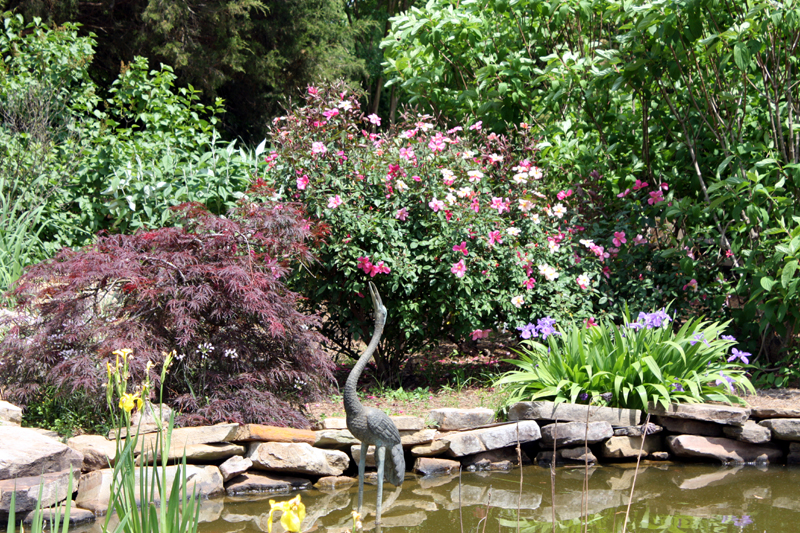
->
xmin=2 ymin=400 xmax=799 ymax=527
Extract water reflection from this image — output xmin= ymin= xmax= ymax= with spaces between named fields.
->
xmin=75 ymin=464 xmax=800 ymax=533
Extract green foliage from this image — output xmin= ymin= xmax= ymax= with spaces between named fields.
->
xmin=262 ymin=82 xmax=601 ymax=382
xmin=21 ymin=388 xmax=111 ymax=438
xmin=495 ymin=311 xmax=754 ymax=411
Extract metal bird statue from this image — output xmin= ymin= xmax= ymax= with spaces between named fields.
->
xmin=344 ymin=282 xmax=405 ymax=524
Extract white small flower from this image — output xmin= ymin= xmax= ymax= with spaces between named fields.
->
xmin=512 ymin=173 xmax=528 ymax=185
xmin=519 ymin=199 xmax=534 ymax=212
xmin=547 ymin=240 xmax=560 ymax=253
xmin=462 ymin=150 xmax=476 ymax=159
xmin=456 ymin=186 xmax=472 ymax=198
xmin=531 ymin=213 xmax=540 ymax=224
xmin=506 ymin=227 xmax=521 ymax=237
xmin=552 ymin=203 xmax=567 ymax=218
xmin=538 ymin=264 xmax=559 ymax=281
xmin=467 ymin=170 xmax=484 ymax=183
xmin=530 ymin=166 xmax=543 ymax=180
xmin=338 ymin=100 xmax=353 ymax=111
xmin=396 ymin=180 xmax=409 ymax=193
xmin=511 ymin=295 xmax=524 ymax=308
xmin=445 ymin=193 xmax=457 ymax=205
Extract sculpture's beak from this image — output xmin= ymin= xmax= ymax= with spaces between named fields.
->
xmin=368 ymin=281 xmax=386 ymax=319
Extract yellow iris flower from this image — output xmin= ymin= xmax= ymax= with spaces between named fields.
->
xmin=267 ymin=495 xmax=305 ymax=533
xmin=119 ymin=392 xmax=143 ymax=413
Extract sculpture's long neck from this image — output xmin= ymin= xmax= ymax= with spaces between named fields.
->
xmin=344 ymin=316 xmax=385 ymax=417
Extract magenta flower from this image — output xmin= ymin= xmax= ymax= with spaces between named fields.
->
xmin=470 ymin=197 xmax=480 ymax=213
xmin=648 ymin=190 xmax=665 ymax=205
xmin=617 ymin=188 xmax=631 ymax=198
xmin=612 ymin=231 xmax=627 ymax=247
xmin=584 ymin=317 xmax=598 ymax=328
xmin=490 ymin=197 xmax=510 ymax=213
xmin=322 ymin=108 xmax=339 ymax=120
xmin=453 ymin=242 xmax=469 ymax=256
xmin=451 ymin=259 xmax=467 ymax=278
xmin=367 ymin=113 xmax=381 ymax=125
xmin=357 ymin=256 xmax=372 ymax=273
xmin=469 ymin=121 xmax=482 ymax=131
xmin=296 ymin=175 xmax=309 ymax=190
xmin=522 ymin=278 xmax=536 ymax=290
xmin=488 ymin=230 xmax=503 ymax=246
xmin=429 ymin=198 xmax=445 ymax=212
xmin=633 ymin=179 xmax=649 ymax=190
xmin=327 ymin=195 xmax=343 ymax=209
xmin=395 ymin=207 xmax=409 ymax=221
xmin=683 ymin=279 xmax=698 ymax=291
xmin=369 ymin=261 xmax=391 ymax=277
xmin=399 ymin=147 xmax=415 ymax=161
xmin=307 ymin=85 xmax=319 ymax=96
xmin=311 ymin=142 xmax=327 ymax=155
xmin=556 ymin=189 xmax=573 ymax=200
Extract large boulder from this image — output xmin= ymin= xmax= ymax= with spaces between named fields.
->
xmin=75 ymin=465 xmax=223 ymax=515
xmin=666 ymin=435 xmax=783 ymax=464
xmin=758 ymin=419 xmax=800 ymax=441
xmin=540 ymin=421 xmax=613 ymax=447
xmin=601 ymin=436 xmax=663 ymax=459
xmin=443 ymin=421 xmax=541 ymax=457
xmin=0 ymin=427 xmax=83 ymax=480
xmin=655 ymin=416 xmax=723 ymax=437
xmin=67 ymin=435 xmax=118 ymax=472
xmin=247 ymin=442 xmax=349 ymax=476
xmin=0 ymin=401 xmax=22 ymax=426
xmin=722 ymin=420 xmax=772 ymax=444
xmin=0 ymin=469 xmax=80 ymax=516
xmin=413 ymin=457 xmax=460 ymax=476
xmin=510 ymin=401 xmax=642 ymax=426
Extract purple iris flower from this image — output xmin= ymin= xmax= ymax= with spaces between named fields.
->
xmin=689 ymin=333 xmax=708 ymax=346
xmin=734 ymin=515 xmax=753 ymax=527
xmin=517 ymin=323 xmax=538 ymax=339
xmin=727 ymin=348 xmax=751 ymax=365
xmin=672 ymin=382 xmax=684 ymax=392
xmin=721 ymin=334 xmax=736 ymax=341
xmin=536 ymin=316 xmax=560 ymax=340
xmin=716 ymin=372 xmax=735 ymax=392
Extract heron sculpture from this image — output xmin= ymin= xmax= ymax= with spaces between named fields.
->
xmin=344 ymin=282 xmax=405 ymax=524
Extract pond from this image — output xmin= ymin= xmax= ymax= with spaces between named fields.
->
xmin=75 ymin=463 xmax=800 ymax=533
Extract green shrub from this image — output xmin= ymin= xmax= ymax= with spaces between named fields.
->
xmin=495 ymin=309 xmax=754 ymax=411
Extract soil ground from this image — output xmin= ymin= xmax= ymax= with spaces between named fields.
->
xmin=305 ymin=336 xmax=800 ymax=428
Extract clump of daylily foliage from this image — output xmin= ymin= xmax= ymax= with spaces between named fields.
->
xmin=496 ymin=309 xmax=754 ymax=411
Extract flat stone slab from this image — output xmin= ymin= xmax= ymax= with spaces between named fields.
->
xmin=561 ymin=447 xmax=597 ymax=464
xmin=411 ymin=440 xmax=450 ymax=457
xmin=0 ymin=426 xmax=83 ymax=479
xmin=67 ymin=435 xmax=118 ymax=472
xmin=139 ymin=442 xmax=246 ymax=464
xmin=428 ymin=408 xmax=495 ymax=430
xmin=413 ymin=457 xmax=460 ymax=476
xmin=314 ymin=476 xmax=356 ymax=491
xmin=613 ymin=424 xmax=663 ymax=437
xmin=247 ymin=442 xmax=349 ymax=476
xmin=443 ymin=421 xmax=541 ymax=457
xmin=666 ymin=435 xmax=783 ymax=464
xmin=234 ymin=424 xmax=316 ymax=444
xmin=400 ymin=429 xmax=437 ymax=446
xmin=219 ymin=455 xmax=253 ymax=482
xmin=225 ymin=472 xmax=311 ymax=496
xmin=722 ymin=420 xmax=772 ymax=444
xmin=750 ymin=407 xmax=800 ymax=419
xmin=540 ymin=421 xmax=613 ymax=447
xmin=0 ymin=400 xmax=22 ymax=426
xmin=23 ymin=505 xmax=96 ymax=527
xmin=509 ymin=401 xmax=642 ymax=426
xmin=314 ymin=429 xmax=359 ymax=448
xmin=758 ymin=419 xmax=800 ymax=441
xmin=75 ymin=465 xmax=223 ymax=515
xmin=320 ymin=416 xmax=423 ymax=431
xmin=0 ymin=470 xmax=80 ymax=514
xmin=461 ymin=447 xmax=528 ymax=469
xmin=655 ymin=416 xmax=723 ymax=437
xmin=127 ymin=423 xmax=240 ymax=452
xmin=647 ymin=403 xmax=750 ymax=426
xmin=601 ymin=436 xmax=663 ymax=459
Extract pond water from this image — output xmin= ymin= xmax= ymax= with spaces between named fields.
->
xmin=69 ymin=463 xmax=800 ymax=533
xmin=182 ymin=463 xmax=799 ymax=533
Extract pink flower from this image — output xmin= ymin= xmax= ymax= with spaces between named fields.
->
xmin=296 ymin=175 xmax=309 ymax=190
xmin=617 ymin=188 xmax=631 ymax=198
xmin=327 ymin=195 xmax=343 ymax=209
xmin=453 ymin=242 xmax=469 ymax=256
xmin=307 ymin=86 xmax=319 ymax=96
xmin=557 ymin=189 xmax=573 ymax=200
xmin=367 ymin=114 xmax=381 ymax=125
xmin=470 ymin=197 xmax=480 ymax=213
xmin=322 ymin=108 xmax=339 ymax=120
xmin=469 ymin=121 xmax=483 ymax=131
xmin=602 ymin=266 xmax=611 ymax=279
xmin=488 ymin=230 xmax=503 ymax=246
xmin=661 ymin=183 xmax=669 ymax=190
xmin=412 ymin=175 xmax=421 ymax=182
xmin=395 ymin=207 xmax=409 ymax=221
xmin=490 ymin=197 xmax=510 ymax=213
xmin=633 ymin=234 xmax=647 ymax=245
xmin=633 ymin=179 xmax=649 ymax=190
xmin=357 ymin=256 xmax=372 ymax=273
xmin=523 ymin=278 xmax=536 ymax=290
xmin=612 ymin=231 xmax=627 ymax=247
xmin=428 ymin=133 xmax=446 ymax=152
xmin=429 ymin=198 xmax=445 ymax=212
xmin=399 ymin=147 xmax=415 ymax=161
xmin=471 ymin=329 xmax=491 ymax=341
xmin=683 ymin=279 xmax=698 ymax=291
xmin=369 ymin=261 xmax=391 ymax=277
xmin=451 ymin=260 xmax=467 ymax=278
xmin=648 ymin=190 xmax=664 ymax=205
xmin=585 ymin=317 xmax=598 ymax=328
xmin=311 ymin=142 xmax=327 ymax=155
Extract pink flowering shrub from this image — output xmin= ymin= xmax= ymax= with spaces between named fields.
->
xmin=260 ymin=82 xmax=603 ymax=380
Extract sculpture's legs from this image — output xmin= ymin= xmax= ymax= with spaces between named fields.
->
xmin=357 ymin=442 xmax=367 ymax=513
xmin=376 ymin=446 xmax=386 ymax=524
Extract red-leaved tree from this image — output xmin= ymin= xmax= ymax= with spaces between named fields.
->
xmin=0 ymin=187 xmax=333 ymax=428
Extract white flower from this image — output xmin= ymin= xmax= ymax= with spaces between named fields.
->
xmin=538 ymin=264 xmax=559 ymax=281
xmin=467 ymin=170 xmax=484 ymax=183
xmin=552 ymin=203 xmax=567 ymax=218
xmin=547 ymin=240 xmax=560 ymax=253
xmin=396 ymin=180 xmax=409 ymax=193
xmin=338 ymin=100 xmax=353 ymax=111
xmin=506 ymin=227 xmax=522 ymax=237
xmin=511 ymin=295 xmax=525 ymax=308
xmin=530 ymin=166 xmax=543 ymax=180
xmin=576 ymin=274 xmax=591 ymax=289
xmin=462 ymin=150 xmax=476 ymax=159
xmin=512 ymin=173 xmax=529 ymax=185
xmin=531 ymin=213 xmax=541 ymax=224
xmin=579 ymin=239 xmax=595 ymax=248
xmin=488 ymin=153 xmax=504 ymax=163
xmin=445 ymin=193 xmax=457 ymax=205
xmin=456 ymin=186 xmax=472 ymax=198
xmin=518 ymin=199 xmax=534 ymax=212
